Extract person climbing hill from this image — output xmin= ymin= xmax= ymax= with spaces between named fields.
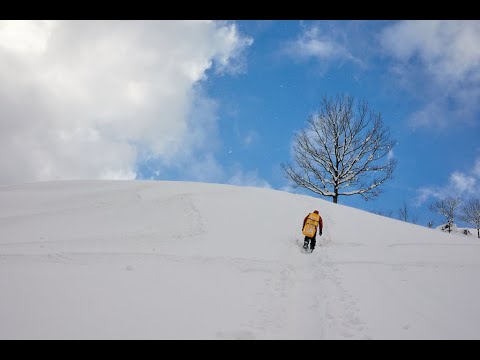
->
xmin=302 ymin=210 xmax=323 ymax=252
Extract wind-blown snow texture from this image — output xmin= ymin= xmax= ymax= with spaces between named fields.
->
xmin=1 ymin=180 xmax=480 ymax=339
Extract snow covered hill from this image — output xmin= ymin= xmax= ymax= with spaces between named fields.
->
xmin=1 ymin=180 xmax=480 ymax=339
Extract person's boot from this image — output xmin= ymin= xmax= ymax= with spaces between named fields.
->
xmin=303 ymin=240 xmax=309 ymax=249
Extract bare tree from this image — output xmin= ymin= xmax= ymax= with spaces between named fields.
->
xmin=398 ymin=201 xmax=418 ymax=224
xmin=282 ymin=94 xmax=396 ymax=203
xmin=429 ymin=197 xmax=461 ymax=233
xmin=398 ymin=201 xmax=409 ymax=222
xmin=459 ymin=198 xmax=480 ymax=238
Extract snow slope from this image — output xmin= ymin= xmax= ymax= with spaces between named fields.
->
xmin=1 ymin=180 xmax=480 ymax=339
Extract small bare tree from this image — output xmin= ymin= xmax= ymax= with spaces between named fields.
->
xmin=282 ymin=94 xmax=396 ymax=203
xmin=459 ymin=198 xmax=480 ymax=238
xmin=398 ymin=201 xmax=409 ymax=222
xmin=398 ymin=201 xmax=418 ymax=224
xmin=429 ymin=197 xmax=461 ymax=233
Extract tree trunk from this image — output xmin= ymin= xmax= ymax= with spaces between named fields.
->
xmin=478 ymin=228 xmax=479 ymax=238
xmin=333 ymin=183 xmax=338 ymax=204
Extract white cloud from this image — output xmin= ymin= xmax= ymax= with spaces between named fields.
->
xmin=227 ymin=168 xmax=272 ymax=189
xmin=415 ymin=157 xmax=480 ymax=206
xmin=415 ymin=188 xmax=442 ymax=207
xmin=0 ymin=20 xmax=56 ymax=54
xmin=381 ymin=21 xmax=480 ymax=84
xmin=243 ymin=130 xmax=258 ymax=147
xmin=0 ymin=20 xmax=252 ymax=185
xmin=380 ymin=20 xmax=480 ymax=129
xmin=450 ymin=171 xmax=477 ymax=193
xmin=407 ymin=101 xmax=447 ymax=129
xmin=183 ymin=153 xmax=225 ymax=184
xmin=283 ymin=24 xmax=358 ymax=65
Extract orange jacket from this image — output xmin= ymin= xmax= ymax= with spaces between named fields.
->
xmin=303 ymin=213 xmax=323 ymax=233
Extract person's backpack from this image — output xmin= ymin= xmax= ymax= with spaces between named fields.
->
xmin=302 ymin=212 xmax=320 ymax=237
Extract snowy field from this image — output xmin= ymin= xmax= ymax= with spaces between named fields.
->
xmin=1 ymin=180 xmax=479 ymax=339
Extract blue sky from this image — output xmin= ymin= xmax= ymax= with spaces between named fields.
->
xmin=1 ymin=20 xmax=479 ymax=228
xmin=144 ymin=20 xmax=480 ymax=227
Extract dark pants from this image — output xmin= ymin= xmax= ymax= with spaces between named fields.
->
xmin=304 ymin=235 xmax=316 ymax=250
